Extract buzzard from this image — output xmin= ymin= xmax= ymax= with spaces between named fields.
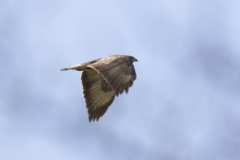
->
xmin=60 ymin=55 xmax=138 ymax=122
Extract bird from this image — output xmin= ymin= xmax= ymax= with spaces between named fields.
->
xmin=60 ymin=55 xmax=138 ymax=122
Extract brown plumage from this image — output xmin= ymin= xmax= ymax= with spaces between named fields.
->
xmin=60 ymin=55 xmax=138 ymax=122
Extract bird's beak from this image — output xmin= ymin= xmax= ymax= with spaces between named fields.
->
xmin=134 ymin=58 xmax=138 ymax=62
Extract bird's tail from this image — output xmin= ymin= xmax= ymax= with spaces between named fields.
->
xmin=59 ymin=67 xmax=71 ymax=71
xmin=59 ymin=64 xmax=85 ymax=71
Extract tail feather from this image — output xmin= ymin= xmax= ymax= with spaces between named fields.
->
xmin=59 ymin=67 xmax=70 ymax=71
xmin=59 ymin=64 xmax=86 ymax=71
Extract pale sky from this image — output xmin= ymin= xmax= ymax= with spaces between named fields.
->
xmin=1 ymin=0 xmax=240 ymax=160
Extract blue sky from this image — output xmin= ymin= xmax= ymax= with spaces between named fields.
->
xmin=1 ymin=0 xmax=240 ymax=160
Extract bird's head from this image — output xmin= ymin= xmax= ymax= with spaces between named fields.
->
xmin=131 ymin=56 xmax=138 ymax=62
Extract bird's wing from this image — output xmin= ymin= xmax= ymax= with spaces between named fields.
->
xmin=88 ymin=56 xmax=137 ymax=96
xmin=81 ymin=68 xmax=115 ymax=122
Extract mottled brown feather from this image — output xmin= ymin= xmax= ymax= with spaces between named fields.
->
xmin=60 ymin=55 xmax=137 ymax=122
xmin=81 ymin=68 xmax=115 ymax=122
xmin=88 ymin=56 xmax=136 ymax=96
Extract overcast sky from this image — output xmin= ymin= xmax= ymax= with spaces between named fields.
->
xmin=1 ymin=0 xmax=240 ymax=160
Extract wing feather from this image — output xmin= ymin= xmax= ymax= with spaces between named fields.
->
xmin=81 ymin=68 xmax=115 ymax=122
xmin=61 ymin=55 xmax=137 ymax=122
xmin=88 ymin=57 xmax=136 ymax=96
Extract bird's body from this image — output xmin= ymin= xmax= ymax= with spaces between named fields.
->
xmin=60 ymin=55 xmax=137 ymax=122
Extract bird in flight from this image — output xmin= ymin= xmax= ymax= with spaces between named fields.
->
xmin=60 ymin=55 xmax=138 ymax=122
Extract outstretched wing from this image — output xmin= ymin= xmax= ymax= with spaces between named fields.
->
xmin=88 ymin=56 xmax=136 ymax=96
xmin=81 ymin=68 xmax=115 ymax=122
